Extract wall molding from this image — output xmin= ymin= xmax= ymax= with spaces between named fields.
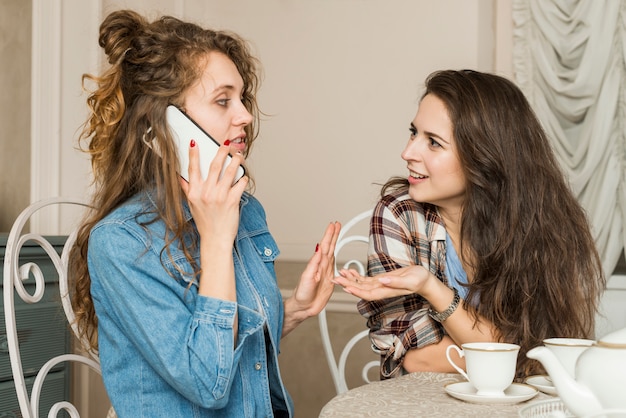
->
xmin=30 ymin=0 xmax=101 ymax=234
xmin=30 ymin=0 xmax=62 ymax=232
xmin=596 ymin=274 xmax=626 ymax=338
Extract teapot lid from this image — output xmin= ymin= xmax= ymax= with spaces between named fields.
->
xmin=597 ymin=327 xmax=626 ymax=348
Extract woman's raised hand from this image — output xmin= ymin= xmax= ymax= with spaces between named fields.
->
xmin=282 ymin=221 xmax=341 ymax=336
xmin=293 ymin=222 xmax=341 ymax=313
xmin=333 ymin=264 xmax=433 ymax=301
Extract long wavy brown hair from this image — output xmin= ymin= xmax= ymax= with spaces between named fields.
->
xmin=69 ymin=9 xmax=262 ymax=351
xmin=382 ymin=69 xmax=605 ymax=377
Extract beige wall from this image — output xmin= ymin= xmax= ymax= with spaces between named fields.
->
xmin=0 ymin=0 xmax=31 ymax=232
xmin=26 ymin=0 xmax=515 ymax=246
xmin=175 ymin=0 xmax=514 ymax=260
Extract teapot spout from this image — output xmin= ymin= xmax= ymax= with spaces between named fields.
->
xmin=527 ymin=346 xmax=603 ymax=417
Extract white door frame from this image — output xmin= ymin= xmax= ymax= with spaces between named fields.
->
xmin=30 ymin=0 xmax=101 ymax=233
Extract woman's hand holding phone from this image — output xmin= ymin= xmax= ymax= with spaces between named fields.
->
xmin=181 ymin=139 xmax=248 ymax=243
xmin=181 ymin=139 xmax=248 ymax=308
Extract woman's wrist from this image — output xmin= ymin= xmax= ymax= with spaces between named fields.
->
xmin=281 ymin=296 xmax=310 ymax=337
xmin=419 ymin=272 xmax=447 ymax=301
xmin=428 ymin=287 xmax=460 ymax=322
xmin=421 ymin=277 xmax=460 ymax=321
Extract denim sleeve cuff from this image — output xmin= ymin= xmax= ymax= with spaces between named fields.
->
xmin=194 ymin=296 xmax=238 ymax=327
xmin=194 ymin=296 xmax=265 ymax=338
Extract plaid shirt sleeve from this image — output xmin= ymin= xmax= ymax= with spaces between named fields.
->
xmin=357 ymin=190 xmax=447 ymax=379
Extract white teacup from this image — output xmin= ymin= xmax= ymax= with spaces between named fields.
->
xmin=446 ymin=342 xmax=520 ymax=397
xmin=543 ymin=337 xmax=594 ymax=378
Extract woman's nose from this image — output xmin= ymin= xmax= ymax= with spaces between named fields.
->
xmin=401 ymin=139 xmax=421 ymax=162
xmin=235 ymin=103 xmax=253 ymax=126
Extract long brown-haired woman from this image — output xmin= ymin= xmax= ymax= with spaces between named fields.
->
xmin=333 ymin=69 xmax=605 ymax=380
xmin=69 ymin=9 xmax=340 ymax=417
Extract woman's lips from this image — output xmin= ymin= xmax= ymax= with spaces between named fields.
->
xmin=408 ymin=170 xmax=427 ymax=184
xmin=229 ymin=138 xmax=246 ymax=153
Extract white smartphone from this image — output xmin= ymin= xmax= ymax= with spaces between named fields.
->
xmin=165 ymin=105 xmax=245 ymax=183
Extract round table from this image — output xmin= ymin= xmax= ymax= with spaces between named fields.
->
xmin=319 ymin=372 xmax=551 ymax=417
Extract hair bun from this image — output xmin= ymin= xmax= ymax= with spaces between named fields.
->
xmin=98 ymin=10 xmax=146 ymax=64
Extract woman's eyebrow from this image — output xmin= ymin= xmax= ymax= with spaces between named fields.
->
xmin=212 ymin=85 xmax=235 ymax=94
xmin=415 ymin=124 xmax=450 ymax=145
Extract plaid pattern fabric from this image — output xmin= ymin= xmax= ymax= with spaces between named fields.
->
xmin=357 ymin=189 xmax=449 ymax=379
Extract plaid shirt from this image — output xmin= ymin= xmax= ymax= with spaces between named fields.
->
xmin=358 ymin=188 xmax=449 ymax=379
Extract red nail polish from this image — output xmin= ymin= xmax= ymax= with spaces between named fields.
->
xmin=224 ymin=139 xmax=231 ymax=146
xmin=190 ymin=139 xmax=196 ymax=148
xmin=315 ymin=243 xmax=319 ymax=252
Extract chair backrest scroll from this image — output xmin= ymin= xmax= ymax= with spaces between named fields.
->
xmin=2 ymin=197 xmax=102 ymax=418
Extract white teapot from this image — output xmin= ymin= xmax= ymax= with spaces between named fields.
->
xmin=526 ymin=327 xmax=626 ymax=417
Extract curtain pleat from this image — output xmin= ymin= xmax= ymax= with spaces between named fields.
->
xmin=513 ymin=0 xmax=626 ymax=275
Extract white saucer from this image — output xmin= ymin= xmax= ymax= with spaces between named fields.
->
xmin=525 ymin=375 xmax=558 ymax=396
xmin=444 ymin=382 xmax=539 ymax=404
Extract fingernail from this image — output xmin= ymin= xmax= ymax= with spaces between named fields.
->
xmin=379 ymin=277 xmax=391 ymax=284
xmin=190 ymin=139 xmax=196 ymax=148
xmin=224 ymin=139 xmax=231 ymax=146
xmin=315 ymin=243 xmax=319 ymax=252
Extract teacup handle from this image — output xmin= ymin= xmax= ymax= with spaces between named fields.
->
xmin=446 ymin=344 xmax=469 ymax=381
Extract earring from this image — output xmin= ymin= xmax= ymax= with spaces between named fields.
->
xmin=142 ymin=127 xmax=154 ymax=148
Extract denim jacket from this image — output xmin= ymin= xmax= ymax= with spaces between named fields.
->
xmin=88 ymin=191 xmax=293 ymax=417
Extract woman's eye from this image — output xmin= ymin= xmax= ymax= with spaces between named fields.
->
xmin=429 ymin=137 xmax=442 ymax=148
xmin=409 ymin=127 xmax=417 ymax=137
xmin=217 ymin=99 xmax=229 ymax=106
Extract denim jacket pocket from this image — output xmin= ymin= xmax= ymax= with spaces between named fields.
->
xmin=248 ymin=230 xmax=280 ymax=263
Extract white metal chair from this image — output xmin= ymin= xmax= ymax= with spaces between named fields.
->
xmin=2 ymin=197 xmax=115 ymax=418
xmin=318 ymin=209 xmax=379 ymax=394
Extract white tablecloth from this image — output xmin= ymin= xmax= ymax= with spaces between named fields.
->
xmin=319 ymin=372 xmax=550 ymax=417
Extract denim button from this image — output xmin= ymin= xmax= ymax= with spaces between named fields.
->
xmin=263 ymin=247 xmax=272 ymax=256
xmin=255 ymin=362 xmax=262 ymax=370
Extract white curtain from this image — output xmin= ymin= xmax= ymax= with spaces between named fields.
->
xmin=512 ymin=0 xmax=626 ymax=275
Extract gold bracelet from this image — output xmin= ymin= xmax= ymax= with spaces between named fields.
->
xmin=428 ymin=288 xmax=460 ymax=323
